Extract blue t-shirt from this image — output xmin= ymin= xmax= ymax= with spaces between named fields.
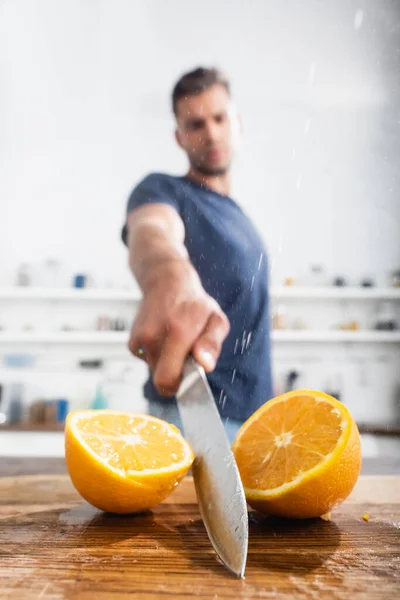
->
xmin=122 ymin=173 xmax=273 ymax=420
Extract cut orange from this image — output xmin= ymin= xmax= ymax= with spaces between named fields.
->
xmin=232 ymin=390 xmax=361 ymax=519
xmin=65 ymin=410 xmax=194 ymax=514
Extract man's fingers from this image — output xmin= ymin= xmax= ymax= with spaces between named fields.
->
xmin=129 ymin=324 xmax=162 ymax=371
xmin=192 ymin=311 xmax=230 ymax=372
xmin=153 ymin=321 xmax=203 ymax=395
xmin=129 ymin=300 xmax=230 ymax=395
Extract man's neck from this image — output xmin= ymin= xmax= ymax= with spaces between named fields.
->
xmin=186 ymin=168 xmax=231 ymax=197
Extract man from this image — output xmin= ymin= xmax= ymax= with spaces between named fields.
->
xmin=122 ymin=67 xmax=272 ymax=443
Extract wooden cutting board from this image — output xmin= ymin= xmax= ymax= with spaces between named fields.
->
xmin=0 ymin=474 xmax=399 ymax=599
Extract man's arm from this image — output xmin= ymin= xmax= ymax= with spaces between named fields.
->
xmin=126 ymin=203 xmax=230 ymax=395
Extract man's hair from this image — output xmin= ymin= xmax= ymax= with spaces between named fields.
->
xmin=172 ymin=67 xmax=230 ymax=115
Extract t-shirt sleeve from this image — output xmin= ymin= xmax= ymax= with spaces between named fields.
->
xmin=121 ymin=173 xmax=181 ymax=246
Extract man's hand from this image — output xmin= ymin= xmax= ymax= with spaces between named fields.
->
xmin=129 ymin=260 xmax=230 ymax=395
xmin=126 ymin=203 xmax=230 ymax=395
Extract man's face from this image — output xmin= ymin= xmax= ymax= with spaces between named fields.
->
xmin=175 ymin=84 xmax=238 ymax=176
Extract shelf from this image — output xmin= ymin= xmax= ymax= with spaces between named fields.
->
xmin=0 ymin=331 xmax=129 ymax=344
xmin=0 ymin=288 xmax=141 ymax=301
xmin=273 ymin=286 xmax=400 ymax=300
xmin=0 ymin=286 xmax=399 ymax=301
xmin=272 ymin=330 xmax=400 ymax=343
xmin=0 ymin=330 xmax=399 ymax=345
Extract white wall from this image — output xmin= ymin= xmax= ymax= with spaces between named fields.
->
xmin=1 ymin=0 xmax=399 ymax=288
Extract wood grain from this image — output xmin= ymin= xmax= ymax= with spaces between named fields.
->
xmin=0 ymin=472 xmax=399 ymax=599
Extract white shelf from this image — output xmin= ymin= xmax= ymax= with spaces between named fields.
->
xmin=0 ymin=286 xmax=399 ymax=301
xmin=0 ymin=331 xmax=129 ymax=344
xmin=0 ymin=288 xmax=141 ymax=301
xmin=0 ymin=330 xmax=399 ymax=345
xmin=272 ymin=330 xmax=400 ymax=343
xmin=273 ymin=286 xmax=400 ymax=300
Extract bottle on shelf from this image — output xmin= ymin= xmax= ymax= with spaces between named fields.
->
xmin=16 ymin=263 xmax=32 ymax=287
xmin=91 ymin=385 xmax=108 ymax=410
xmin=324 ymin=374 xmax=343 ymax=402
xmin=273 ymin=304 xmax=287 ymax=330
xmin=308 ymin=264 xmax=327 ymax=287
xmin=375 ymin=301 xmax=398 ymax=331
xmin=285 ymin=370 xmax=303 ymax=392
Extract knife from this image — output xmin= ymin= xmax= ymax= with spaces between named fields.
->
xmin=176 ymin=357 xmax=248 ymax=578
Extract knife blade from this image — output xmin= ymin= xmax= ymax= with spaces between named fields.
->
xmin=176 ymin=357 xmax=248 ymax=578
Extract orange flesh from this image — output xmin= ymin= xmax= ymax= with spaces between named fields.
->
xmin=77 ymin=413 xmax=188 ymax=472
xmin=234 ymin=395 xmax=344 ymax=490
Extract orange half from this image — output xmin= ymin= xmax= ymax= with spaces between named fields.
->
xmin=65 ymin=410 xmax=194 ymax=514
xmin=232 ymin=390 xmax=361 ymax=518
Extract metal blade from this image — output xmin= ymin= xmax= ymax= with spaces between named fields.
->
xmin=176 ymin=357 xmax=248 ymax=578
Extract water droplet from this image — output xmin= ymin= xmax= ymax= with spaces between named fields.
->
xmin=221 ymin=394 xmax=227 ymax=410
xmin=240 ymin=330 xmax=247 ymax=354
xmin=246 ymin=331 xmax=252 ymax=349
xmin=218 ymin=389 xmax=224 ymax=405
xmin=354 ymin=9 xmax=363 ymax=30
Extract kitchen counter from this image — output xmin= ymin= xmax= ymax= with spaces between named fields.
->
xmin=2 ymin=430 xmax=400 ymax=460
xmin=1 ymin=457 xmax=399 ymax=599
xmin=1 ymin=455 xmax=400 ymax=478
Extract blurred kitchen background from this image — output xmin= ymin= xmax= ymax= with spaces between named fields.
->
xmin=0 ymin=0 xmax=399 ymax=457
